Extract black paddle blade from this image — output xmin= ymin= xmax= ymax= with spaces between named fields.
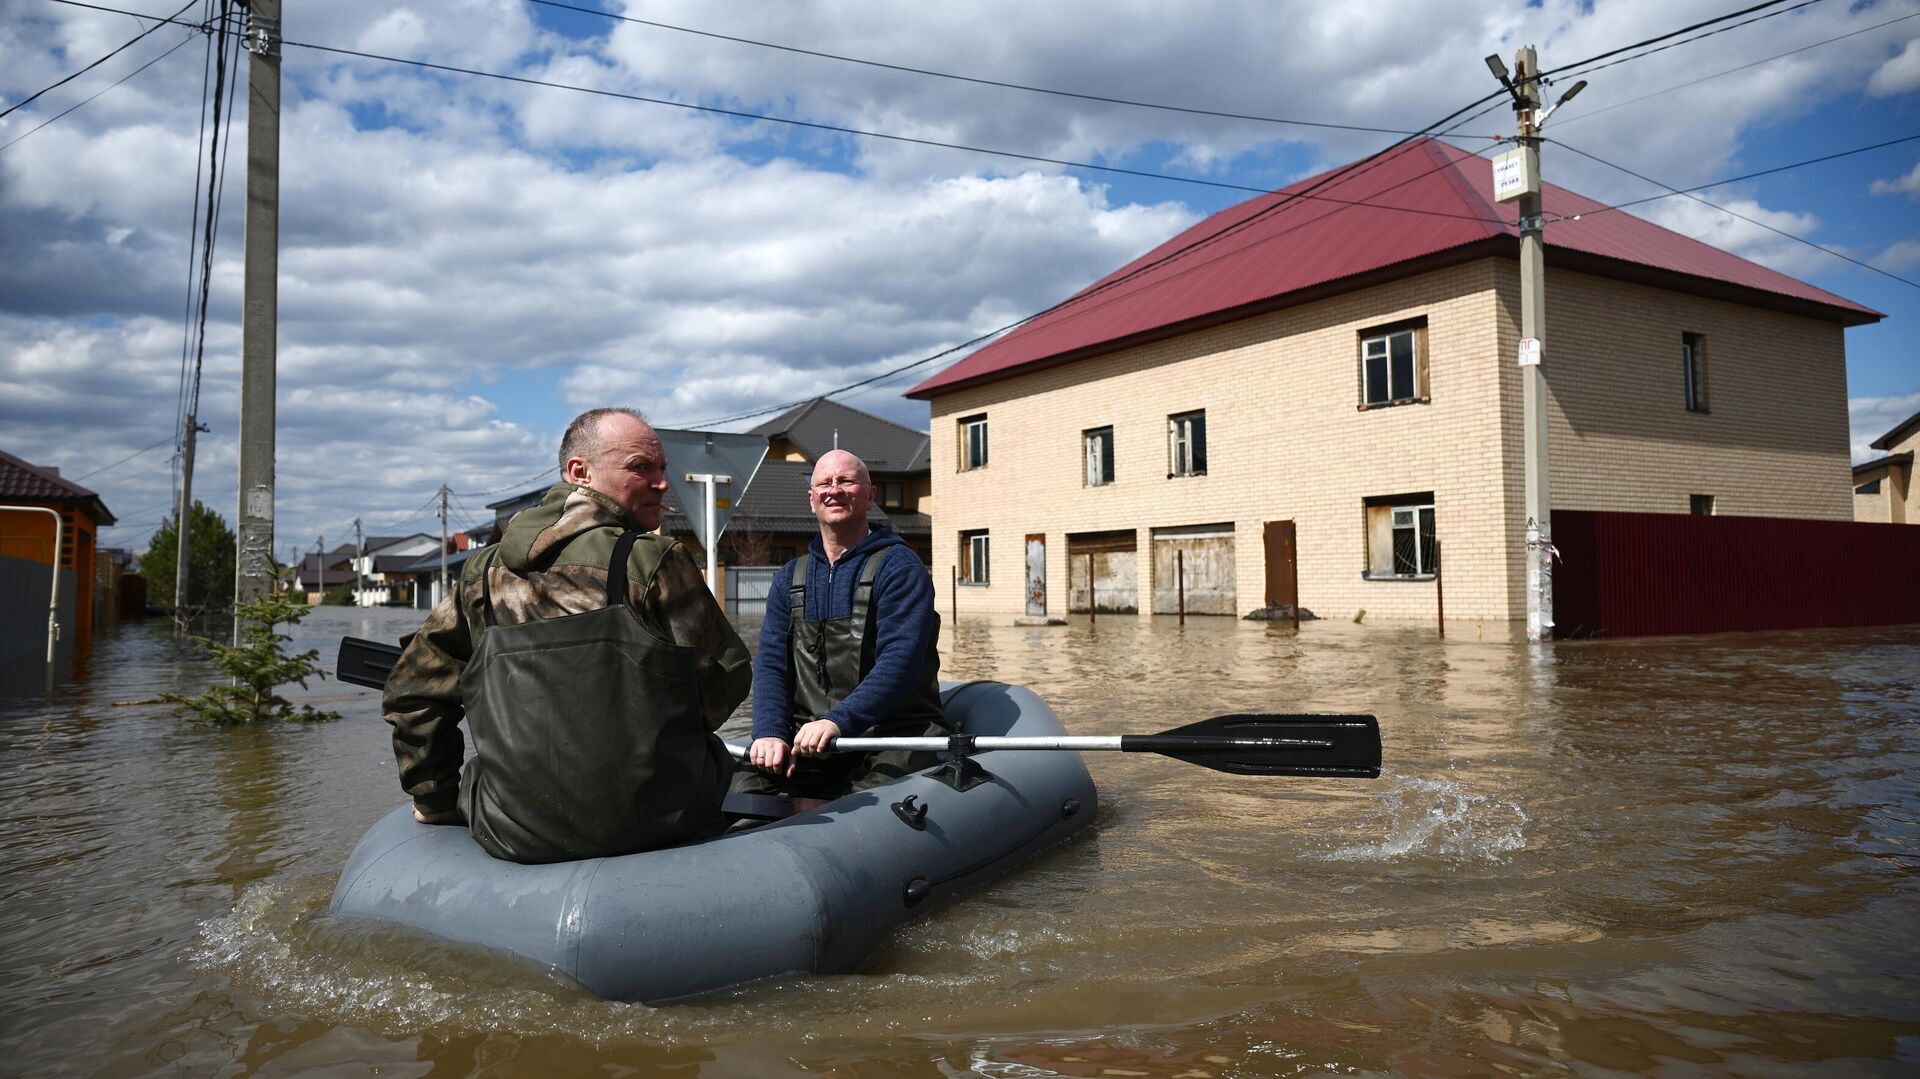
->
xmin=337 ymin=636 xmax=404 ymax=690
xmin=1123 ymin=713 xmax=1381 ymax=778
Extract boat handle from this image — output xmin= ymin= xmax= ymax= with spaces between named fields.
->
xmin=891 ymin=794 xmax=929 ymax=830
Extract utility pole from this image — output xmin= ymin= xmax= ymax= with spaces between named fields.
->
xmin=1488 ymin=47 xmax=1581 ymax=645
xmin=233 ymin=0 xmax=281 ymax=641
xmin=438 ymin=484 xmax=450 ymax=606
xmin=172 ymin=420 xmax=200 ymax=635
xmin=353 ymin=516 xmax=363 ymax=608
xmin=1515 ymin=46 xmax=1552 ymax=645
xmin=315 ymin=534 xmax=324 ymax=601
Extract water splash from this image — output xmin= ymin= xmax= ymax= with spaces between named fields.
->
xmin=1318 ymin=774 xmax=1529 ymax=865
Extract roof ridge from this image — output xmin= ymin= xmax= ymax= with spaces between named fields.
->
xmin=0 ymin=448 xmax=103 ymax=499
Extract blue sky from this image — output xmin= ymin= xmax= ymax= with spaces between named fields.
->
xmin=2 ymin=0 xmax=1916 ymax=556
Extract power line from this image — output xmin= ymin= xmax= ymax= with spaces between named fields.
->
xmin=524 ymin=0 xmax=1499 ymax=140
xmin=1549 ymin=137 xmax=1920 ymax=291
xmin=455 ymin=465 xmax=559 ymax=500
xmin=1555 ymin=9 xmax=1920 ymax=129
xmin=1 ymin=0 xmax=197 ymax=120
xmin=72 ymin=431 xmax=179 ymax=481
xmin=0 ymin=26 xmax=197 ymax=152
xmin=685 ymin=98 xmax=1516 ymax=428
xmin=1548 ymin=133 xmax=1920 ymax=220
xmin=1539 ymin=0 xmax=1823 ymax=82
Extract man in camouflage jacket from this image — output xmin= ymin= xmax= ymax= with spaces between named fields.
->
xmin=382 ymin=408 xmax=752 ymax=861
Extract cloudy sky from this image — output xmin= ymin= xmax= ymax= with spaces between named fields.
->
xmin=3 ymin=0 xmax=1917 ymax=558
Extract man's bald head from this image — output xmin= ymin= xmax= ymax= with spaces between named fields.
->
xmin=808 ymin=449 xmax=874 ymax=537
xmin=811 ymin=450 xmax=871 ymax=488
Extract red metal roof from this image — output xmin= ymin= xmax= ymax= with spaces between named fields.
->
xmin=908 ymin=138 xmax=1880 ymax=399
xmin=0 ymin=449 xmax=116 ymax=525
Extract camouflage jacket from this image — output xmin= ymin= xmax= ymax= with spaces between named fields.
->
xmin=382 ymin=483 xmax=752 ymax=816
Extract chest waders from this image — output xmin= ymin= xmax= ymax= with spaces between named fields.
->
xmin=779 ymin=545 xmax=946 ymax=799
xmin=458 ymin=531 xmax=731 ymax=864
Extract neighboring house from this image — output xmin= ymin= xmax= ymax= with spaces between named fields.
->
xmin=906 ymin=138 xmax=1879 ymax=626
xmin=736 ymin=397 xmax=933 ymax=564
xmin=1 ymin=449 xmax=116 ymax=676
xmin=1853 ymin=406 xmax=1918 ymax=524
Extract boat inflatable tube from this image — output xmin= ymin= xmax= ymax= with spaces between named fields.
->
xmin=328 ymin=681 xmax=1097 ymax=1002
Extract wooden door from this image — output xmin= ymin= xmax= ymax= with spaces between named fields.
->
xmin=1263 ymin=520 xmax=1297 ymax=610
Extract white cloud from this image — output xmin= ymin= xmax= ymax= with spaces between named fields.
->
xmin=1850 ymin=392 xmax=1920 ymax=462
xmin=1877 ymin=239 xmax=1920 ymax=272
xmin=5 ymin=0 xmax=1918 ymax=552
xmin=1640 ymin=197 xmax=1831 ymax=279
xmin=1870 ymin=161 xmax=1920 ymax=199
xmin=1867 ymin=37 xmax=1920 ymax=97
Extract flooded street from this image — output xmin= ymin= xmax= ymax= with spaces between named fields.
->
xmin=2 ymin=606 xmax=1917 ymax=1076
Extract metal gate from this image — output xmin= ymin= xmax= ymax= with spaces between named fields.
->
xmin=1065 ymin=530 xmax=1137 ymax=613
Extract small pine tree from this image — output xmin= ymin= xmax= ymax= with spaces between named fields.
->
xmin=164 ymin=576 xmax=338 ymax=724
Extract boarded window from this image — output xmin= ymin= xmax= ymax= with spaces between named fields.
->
xmin=1364 ymin=493 xmax=1436 ymax=578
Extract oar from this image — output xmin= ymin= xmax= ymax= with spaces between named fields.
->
xmin=730 ymin=714 xmax=1381 ymax=779
xmin=338 ymin=635 xmax=403 ymax=689
xmin=342 ymin=636 xmax=1381 ymax=778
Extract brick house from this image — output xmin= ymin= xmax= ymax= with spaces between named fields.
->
xmin=1 ymin=449 xmax=116 ymax=675
xmin=906 ymin=138 xmax=1880 ymax=628
xmin=1853 ymin=405 xmax=1918 ymax=524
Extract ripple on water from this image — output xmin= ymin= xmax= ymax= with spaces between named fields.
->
xmin=1316 ymin=773 xmax=1529 ymax=865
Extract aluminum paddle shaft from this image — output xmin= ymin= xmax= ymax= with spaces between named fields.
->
xmin=732 ymin=713 xmax=1382 ymax=779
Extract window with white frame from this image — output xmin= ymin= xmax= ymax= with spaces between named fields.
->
xmin=959 ymin=529 xmax=990 ymax=585
xmin=1083 ymin=426 xmax=1114 ymax=487
xmin=1682 ymin=332 xmax=1708 ymax=412
xmin=1363 ymin=493 xmax=1437 ymax=578
xmin=959 ymin=414 xmax=988 ymax=471
xmin=1360 ymin=321 xmax=1428 ymax=407
xmin=1167 ymin=410 xmax=1207 ymax=478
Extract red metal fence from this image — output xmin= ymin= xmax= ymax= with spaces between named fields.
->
xmin=1552 ymin=510 xmax=1920 ymax=639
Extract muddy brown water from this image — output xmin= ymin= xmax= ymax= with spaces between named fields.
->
xmin=1 ymin=607 xmax=1916 ymax=1076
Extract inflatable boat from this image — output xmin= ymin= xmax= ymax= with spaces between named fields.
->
xmin=327 ymin=680 xmax=1098 ymax=1002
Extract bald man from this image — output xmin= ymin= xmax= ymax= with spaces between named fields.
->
xmin=738 ymin=450 xmax=944 ymax=810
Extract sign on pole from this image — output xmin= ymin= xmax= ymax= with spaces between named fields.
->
xmin=653 ymin=428 xmax=768 ymax=553
xmin=1492 ymin=147 xmax=1536 ymax=203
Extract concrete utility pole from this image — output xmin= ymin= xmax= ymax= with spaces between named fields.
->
xmin=172 ymin=419 xmax=199 ymax=635
xmin=1515 ymin=47 xmax=1552 ymax=645
xmin=315 ymin=534 xmax=324 ymax=600
xmin=353 ymin=516 xmax=363 ymax=607
xmin=438 ymin=484 xmax=450 ymax=606
xmin=233 ymin=0 xmax=281 ymax=641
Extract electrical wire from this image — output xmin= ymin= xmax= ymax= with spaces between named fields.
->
xmin=1548 ymin=133 xmax=1920 ymax=220
xmin=523 ymin=0 xmax=1501 ymax=140
xmin=1554 ymin=9 xmax=1920 ymax=128
xmin=686 ymin=97 xmax=1516 ymax=428
xmin=1 ymin=0 xmax=197 ymax=120
xmin=72 ymin=431 xmax=181 ymax=481
xmin=1549 ymin=136 xmax=1920 ymax=291
xmin=0 ymin=26 xmax=197 ymax=152
xmin=455 ymin=465 xmax=560 ymax=500
xmin=1538 ymin=0 xmax=1823 ymax=82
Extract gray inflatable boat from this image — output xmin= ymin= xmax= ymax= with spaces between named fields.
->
xmin=327 ymin=680 xmax=1097 ymax=1002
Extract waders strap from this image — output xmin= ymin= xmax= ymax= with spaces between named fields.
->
xmin=479 ymin=547 xmax=499 ymax=627
xmin=606 ymin=530 xmax=641 ymax=608
xmin=850 ymin=545 xmax=892 ymax=631
xmin=789 ymin=553 xmax=812 ymax=622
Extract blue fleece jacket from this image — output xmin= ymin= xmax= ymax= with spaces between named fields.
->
xmin=751 ymin=527 xmax=939 ymax=740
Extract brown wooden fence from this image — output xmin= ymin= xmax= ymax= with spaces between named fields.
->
xmin=1552 ymin=510 xmax=1920 ymax=639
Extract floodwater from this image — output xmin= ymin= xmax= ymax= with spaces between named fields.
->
xmin=2 ymin=606 xmax=1917 ymax=1077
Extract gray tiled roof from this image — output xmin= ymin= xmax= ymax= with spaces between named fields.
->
xmin=748 ymin=398 xmax=930 ymax=474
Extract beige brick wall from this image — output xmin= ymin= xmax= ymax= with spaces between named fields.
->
xmin=926 ymin=257 xmax=1857 ymax=624
xmin=1516 ymin=270 xmax=1854 ymax=519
